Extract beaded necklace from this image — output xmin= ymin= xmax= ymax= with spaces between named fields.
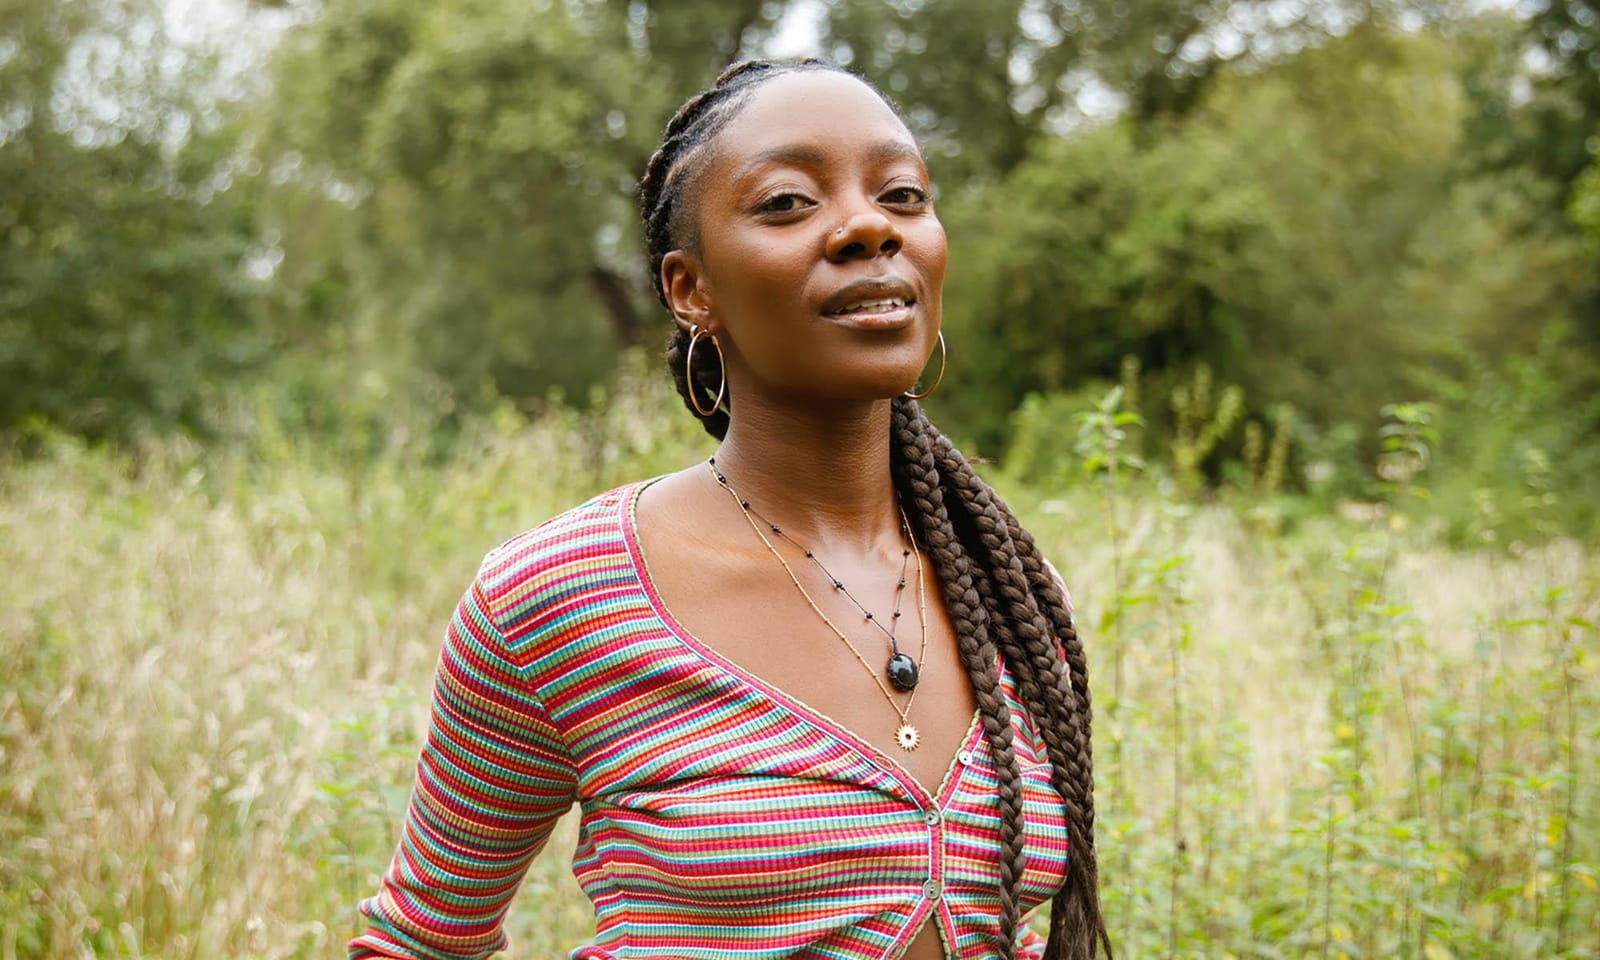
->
xmin=708 ymin=457 xmax=929 ymax=751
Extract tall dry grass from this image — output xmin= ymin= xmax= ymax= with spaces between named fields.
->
xmin=2 ymin=366 xmax=1595 ymax=958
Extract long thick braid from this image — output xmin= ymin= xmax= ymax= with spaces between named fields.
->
xmin=935 ymin=462 xmax=1053 ymax=717
xmin=1003 ymin=509 xmax=1110 ymax=960
xmin=919 ymin=413 xmax=1085 ymax=956
xmin=932 ymin=487 xmax=1036 ymax=955
xmin=1006 ymin=511 xmax=1095 ymax=761
xmin=890 ymin=399 xmax=1026 ymax=955
xmin=930 ymin=429 xmax=1110 ymax=959
xmin=958 ymin=517 xmax=1043 ymax=726
xmin=1004 ymin=507 xmax=1100 ymax=852
xmin=921 ymin=438 xmax=1077 ymax=778
xmin=931 ymin=434 xmax=1091 ymax=779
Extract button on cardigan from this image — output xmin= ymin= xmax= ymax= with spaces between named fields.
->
xmin=349 ymin=478 xmax=1072 ymax=960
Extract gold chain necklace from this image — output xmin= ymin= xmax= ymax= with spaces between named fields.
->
xmin=708 ymin=458 xmax=930 ymax=751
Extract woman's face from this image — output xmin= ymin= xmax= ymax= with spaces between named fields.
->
xmin=662 ymin=71 xmax=947 ymax=405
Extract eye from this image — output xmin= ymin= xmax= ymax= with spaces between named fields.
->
xmin=881 ymin=184 xmax=929 ymax=206
xmin=755 ymin=192 xmax=814 ymax=215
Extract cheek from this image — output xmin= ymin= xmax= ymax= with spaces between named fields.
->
xmin=708 ymin=235 xmax=812 ymax=314
xmin=931 ymin=221 xmax=950 ymax=265
xmin=915 ymin=221 xmax=949 ymax=294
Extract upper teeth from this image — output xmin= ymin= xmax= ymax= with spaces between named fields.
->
xmin=833 ymin=298 xmax=907 ymax=314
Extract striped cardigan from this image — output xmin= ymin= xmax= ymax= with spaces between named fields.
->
xmin=350 ymin=478 xmax=1071 ymax=960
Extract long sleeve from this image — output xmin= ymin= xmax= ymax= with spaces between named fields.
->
xmin=349 ymin=571 xmax=579 ymax=960
xmin=1019 ymin=922 xmax=1049 ymax=959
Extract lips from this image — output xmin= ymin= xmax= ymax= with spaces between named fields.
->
xmin=820 ymin=277 xmax=918 ymax=318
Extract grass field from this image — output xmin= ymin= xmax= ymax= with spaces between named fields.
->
xmin=2 ymin=374 xmax=1596 ymax=958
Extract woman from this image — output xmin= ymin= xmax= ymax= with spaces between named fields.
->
xmin=350 ymin=59 xmax=1108 ymax=960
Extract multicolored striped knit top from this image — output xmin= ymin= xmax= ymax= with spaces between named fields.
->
xmin=350 ymin=478 xmax=1072 ymax=960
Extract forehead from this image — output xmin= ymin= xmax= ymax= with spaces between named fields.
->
xmin=709 ymin=71 xmax=920 ymax=174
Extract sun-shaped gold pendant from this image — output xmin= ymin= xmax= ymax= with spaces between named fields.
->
xmin=896 ymin=723 xmax=921 ymax=752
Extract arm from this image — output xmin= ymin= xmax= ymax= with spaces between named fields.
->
xmin=1018 ymin=922 xmax=1049 ymax=959
xmin=349 ymin=572 xmax=579 ymax=960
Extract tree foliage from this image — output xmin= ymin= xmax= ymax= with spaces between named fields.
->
xmin=0 ymin=0 xmax=266 ymax=438
xmin=3 ymin=0 xmax=1598 ymax=506
xmin=260 ymin=0 xmax=796 ymax=407
xmin=936 ymin=22 xmax=1591 ymax=451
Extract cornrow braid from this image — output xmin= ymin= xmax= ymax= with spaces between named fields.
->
xmin=640 ymin=60 xmax=1109 ymax=959
xmin=639 ymin=58 xmax=887 ymax=438
xmin=640 ymin=60 xmax=803 ymax=436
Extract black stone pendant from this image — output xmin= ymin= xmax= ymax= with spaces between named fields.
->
xmin=886 ymin=653 xmax=920 ymax=691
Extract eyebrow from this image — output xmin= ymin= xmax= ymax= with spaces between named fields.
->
xmin=735 ymin=139 xmax=924 ymax=181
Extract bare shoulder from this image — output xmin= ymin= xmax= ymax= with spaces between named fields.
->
xmin=632 ymin=462 xmax=744 ymax=565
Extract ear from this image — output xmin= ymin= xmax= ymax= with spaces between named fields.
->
xmin=661 ymin=249 xmax=713 ymax=334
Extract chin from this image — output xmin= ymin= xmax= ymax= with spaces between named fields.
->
xmin=852 ymin=370 xmax=927 ymax=402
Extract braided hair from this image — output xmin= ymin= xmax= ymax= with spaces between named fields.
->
xmin=637 ymin=59 xmax=1111 ymax=960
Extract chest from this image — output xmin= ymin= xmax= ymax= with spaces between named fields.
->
xmin=656 ymin=552 xmax=980 ymax=790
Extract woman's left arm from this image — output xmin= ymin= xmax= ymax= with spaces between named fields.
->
xmin=349 ymin=571 xmax=579 ymax=960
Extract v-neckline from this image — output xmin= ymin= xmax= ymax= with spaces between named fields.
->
xmin=620 ymin=475 xmax=980 ymax=806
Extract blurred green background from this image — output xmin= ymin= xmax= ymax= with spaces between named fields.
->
xmin=4 ymin=0 xmax=1599 ymax=534
xmin=2 ymin=1 xmax=1598 ymax=958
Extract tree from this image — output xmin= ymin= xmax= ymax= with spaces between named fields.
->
xmin=262 ymin=0 xmax=800 ymax=409
xmin=0 ymin=0 xmax=266 ymax=439
xmin=934 ymin=22 xmax=1590 ymax=451
xmin=1519 ymin=0 xmax=1600 ymax=190
xmin=820 ymin=0 xmax=1468 ymax=182
xmin=1574 ymin=148 xmax=1600 ymax=244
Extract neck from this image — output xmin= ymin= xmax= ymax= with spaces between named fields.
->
xmin=710 ymin=395 xmax=901 ymax=556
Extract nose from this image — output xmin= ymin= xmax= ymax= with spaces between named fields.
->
xmin=825 ymin=205 xmax=903 ymax=262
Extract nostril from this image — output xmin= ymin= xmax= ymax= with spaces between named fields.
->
xmin=829 ymin=217 xmax=903 ymax=261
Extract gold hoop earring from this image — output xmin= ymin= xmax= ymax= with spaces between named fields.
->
xmin=903 ymin=330 xmax=946 ymax=400
xmin=685 ymin=323 xmax=727 ymax=417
